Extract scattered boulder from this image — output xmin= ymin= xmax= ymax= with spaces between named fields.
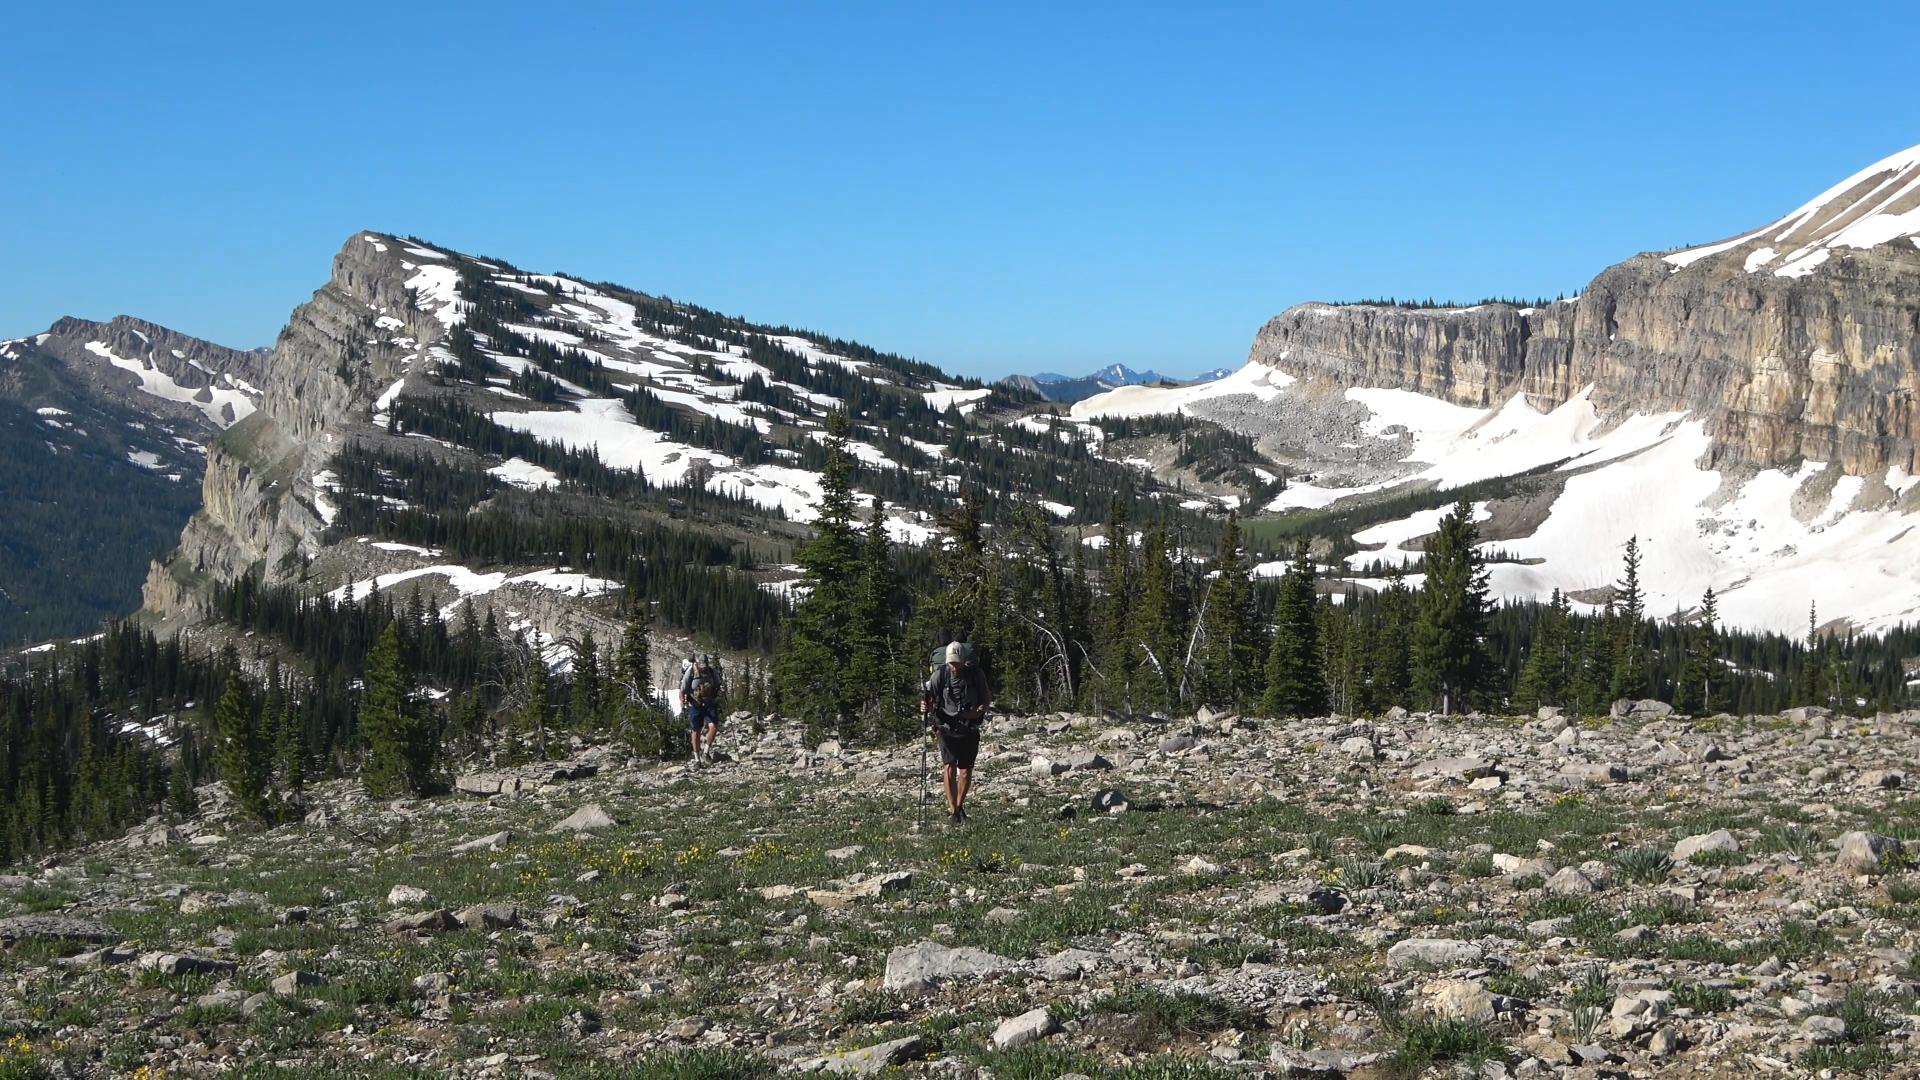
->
xmin=1427 ymin=979 xmax=1497 ymax=1022
xmin=1061 ymin=751 xmax=1112 ymax=771
xmin=882 ymin=939 xmax=1013 ymax=990
xmin=1673 ymin=829 xmax=1739 ymax=862
xmin=0 ymin=916 xmax=120 ymax=943
xmin=456 ymin=903 xmax=522 ymax=930
xmin=1802 ymin=1014 xmax=1847 ymax=1044
xmin=387 ymin=884 xmax=436 ymax=907
xmin=1836 ymin=831 xmax=1902 ymax=870
xmin=1158 ymin=734 xmax=1198 ymax=753
xmin=1037 ymin=948 xmax=1103 ymax=981
xmin=1559 ymin=762 xmax=1628 ymax=784
xmin=449 ymin=830 xmax=513 ymax=854
xmin=142 ymin=953 xmax=237 ymax=977
xmin=126 ymin=823 xmax=181 ymax=847
xmin=1090 ymin=789 xmax=1129 ymax=813
xmin=805 ymin=1034 xmax=924 ymax=1075
xmin=991 ymin=1006 xmax=1058 ymax=1049
xmin=384 ymin=909 xmax=461 ymax=934
xmin=1610 ymin=698 xmax=1673 ymax=720
xmin=1861 ymin=769 xmax=1905 ymax=789
xmin=1412 ymin=756 xmax=1497 ymax=781
xmin=1386 ymin=938 xmax=1483 ymax=969
xmin=1492 ymin=854 xmax=1554 ymax=877
xmin=272 ymin=970 xmax=325 ymax=995
xmin=552 ymin=803 xmax=616 ymax=832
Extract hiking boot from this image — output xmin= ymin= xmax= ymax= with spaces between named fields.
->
xmin=956 ymin=806 xmax=970 ymax=822
xmin=948 ymin=810 xmax=964 ymax=825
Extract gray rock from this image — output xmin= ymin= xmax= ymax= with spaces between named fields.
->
xmin=1836 ymin=831 xmax=1902 ymax=870
xmin=1569 ymin=1044 xmax=1616 ymax=1065
xmin=449 ymin=830 xmax=513 ymax=854
xmin=809 ymin=1034 xmax=924 ymax=1074
xmin=271 ymin=970 xmax=325 ymax=995
xmin=143 ymin=953 xmax=238 ymax=976
xmin=1614 ymin=924 xmax=1655 ymax=943
xmin=1037 ymin=948 xmax=1104 ymax=981
xmin=1648 ymin=1025 xmax=1681 ymax=1057
xmin=1801 ymin=1014 xmax=1847 ymax=1044
xmin=456 ymin=902 xmax=522 ymax=929
xmin=1386 ymin=938 xmax=1483 ymax=969
xmin=552 ymin=803 xmax=616 ymax=832
xmin=384 ymin=909 xmax=461 ymax=934
xmin=1544 ymin=867 xmax=1596 ymax=895
xmin=1412 ymin=756 xmax=1497 ymax=780
xmin=991 ymin=1006 xmax=1058 ymax=1049
xmin=1061 ymin=751 xmax=1112 ymax=771
xmin=883 ymin=939 xmax=1014 ymax=990
xmin=1861 ymin=769 xmax=1905 ymax=789
xmin=1269 ymin=1045 xmax=1384 ymax=1075
xmin=1158 ymin=734 xmax=1198 ymax=753
xmin=1559 ymin=762 xmax=1627 ymax=784
xmin=1673 ymin=829 xmax=1739 ymax=861
xmin=1428 ymin=979 xmax=1497 ymax=1022
xmin=0 ymin=916 xmax=120 ymax=943
xmin=413 ymin=972 xmax=454 ymax=992
xmin=386 ymin=884 xmax=436 ymax=906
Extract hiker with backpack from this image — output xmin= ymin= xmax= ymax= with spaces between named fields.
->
xmin=681 ymin=654 xmax=725 ymax=764
xmin=921 ymin=641 xmax=993 ymax=824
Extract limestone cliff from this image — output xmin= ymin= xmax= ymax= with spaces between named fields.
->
xmin=1249 ymin=144 xmax=1920 ymax=477
xmin=142 ymin=234 xmax=452 ymax=620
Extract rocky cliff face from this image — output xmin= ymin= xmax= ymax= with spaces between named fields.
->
xmin=143 ymin=234 xmax=451 ymax=620
xmin=1249 ymin=145 xmax=1920 ymax=478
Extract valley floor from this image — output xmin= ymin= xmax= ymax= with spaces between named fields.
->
xmin=4 ymin=708 xmax=1919 ymax=1078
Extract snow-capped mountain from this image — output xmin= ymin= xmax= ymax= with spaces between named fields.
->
xmin=1034 ymin=363 xmax=1167 ymax=387
xmin=1076 ymin=142 xmax=1920 ymax=636
xmin=0 ymin=317 xmax=265 ymax=639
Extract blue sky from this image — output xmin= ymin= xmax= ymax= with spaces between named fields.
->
xmin=3 ymin=2 xmax=1916 ymax=380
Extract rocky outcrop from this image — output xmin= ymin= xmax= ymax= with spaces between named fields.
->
xmin=1249 ymin=159 xmax=1920 ymax=478
xmin=142 ymin=234 xmax=448 ymax=620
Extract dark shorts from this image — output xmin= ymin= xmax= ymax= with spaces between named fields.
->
xmin=687 ymin=700 xmax=718 ymax=731
xmin=938 ymin=729 xmax=980 ymax=769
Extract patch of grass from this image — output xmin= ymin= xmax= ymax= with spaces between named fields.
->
xmin=1338 ymin=859 xmax=1387 ymax=890
xmin=601 ymin=1048 xmax=778 ymax=1080
xmin=1888 ymin=879 xmax=1920 ymax=904
xmin=1795 ymin=1044 xmax=1893 ymax=1073
xmin=836 ymin=989 xmax=907 ymax=1025
xmin=1093 ymin=985 xmax=1253 ymax=1046
xmin=1667 ymin=982 xmax=1733 ymax=1013
xmin=1613 ymin=847 xmax=1673 ymax=883
xmin=1360 ymin=823 xmax=1398 ymax=854
xmin=1303 ymin=832 xmax=1334 ymax=861
xmin=965 ymin=1044 xmax=1108 ymax=1080
xmin=1412 ymin=797 xmax=1456 ymax=817
xmin=1390 ymin=1018 xmax=1506 ymax=1076
xmin=1759 ymin=823 xmax=1824 ymax=858
xmin=1685 ymin=848 xmax=1745 ymax=868
xmin=1110 ymin=1057 xmax=1243 ymax=1080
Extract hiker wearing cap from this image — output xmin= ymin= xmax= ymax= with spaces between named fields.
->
xmin=681 ymin=653 xmax=725 ymax=764
xmin=921 ymin=641 xmax=992 ymax=824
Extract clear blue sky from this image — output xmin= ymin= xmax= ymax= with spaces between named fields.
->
xmin=4 ymin=2 xmax=1916 ymax=380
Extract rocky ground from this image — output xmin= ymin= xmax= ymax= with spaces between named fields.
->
xmin=5 ymin=703 xmax=1920 ymax=1079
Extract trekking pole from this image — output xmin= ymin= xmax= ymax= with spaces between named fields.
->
xmin=916 ymin=724 xmax=931 ymax=833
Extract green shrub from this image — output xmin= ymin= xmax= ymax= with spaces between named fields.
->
xmin=1613 ymin=847 xmax=1673 ymax=883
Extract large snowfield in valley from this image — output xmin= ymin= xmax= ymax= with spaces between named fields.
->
xmin=1077 ymin=365 xmax=1920 ymax=637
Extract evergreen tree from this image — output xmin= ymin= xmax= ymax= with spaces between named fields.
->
xmin=1196 ymin=512 xmax=1264 ymax=710
xmin=850 ymin=508 xmax=903 ymax=735
xmin=1516 ymin=589 xmax=1571 ymax=712
xmin=1128 ymin=525 xmax=1182 ymax=712
xmin=615 ymin=603 xmax=655 ymax=711
xmin=773 ymin=412 xmax=866 ymax=737
xmin=168 ymin=730 xmax=201 ymax=816
xmin=213 ymin=671 xmax=273 ymax=823
xmin=1411 ymin=498 xmax=1493 ymax=714
xmin=361 ymin=621 xmax=437 ymax=796
xmin=1092 ymin=497 xmax=1135 ymax=709
xmin=569 ymin=631 xmax=602 ymax=728
xmin=1262 ymin=540 xmax=1326 ymax=718
xmin=1676 ymin=587 xmax=1722 ymax=714
xmin=1609 ymin=536 xmax=1647 ymax=700
xmin=1370 ymin=569 xmax=1413 ymax=710
xmin=518 ymin=645 xmax=552 ymax=762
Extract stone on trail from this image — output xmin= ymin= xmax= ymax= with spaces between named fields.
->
xmin=142 ymin=953 xmax=237 ymax=977
xmin=1061 ymin=750 xmax=1112 ymax=771
xmin=1492 ymin=853 xmax=1554 ymax=877
xmin=456 ymin=903 xmax=522 ymax=930
xmin=449 ymin=830 xmax=513 ymax=854
xmin=883 ymin=939 xmax=1013 ymax=990
xmin=1802 ymin=1014 xmax=1847 ymax=1044
xmin=1386 ymin=938 xmax=1483 ymax=969
xmin=552 ymin=803 xmax=616 ymax=832
xmin=1037 ymin=948 xmax=1103 ymax=981
xmin=1269 ymin=1045 xmax=1384 ymax=1076
xmin=1673 ymin=829 xmax=1740 ymax=861
xmin=1158 ymin=733 xmax=1198 ymax=753
xmin=384 ymin=909 xmax=461 ymax=934
xmin=1836 ymin=831 xmax=1902 ymax=870
xmin=991 ymin=1006 xmax=1059 ymax=1049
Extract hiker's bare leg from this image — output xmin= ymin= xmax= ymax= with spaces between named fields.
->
xmin=943 ymin=763 xmax=960 ymax=812
xmin=704 ymin=722 xmax=718 ymax=756
xmin=953 ymin=767 xmax=971 ymax=811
